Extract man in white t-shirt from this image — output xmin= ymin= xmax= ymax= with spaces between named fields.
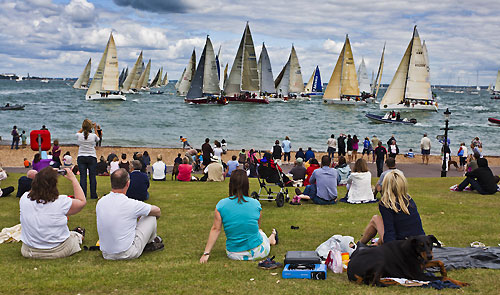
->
xmin=96 ymin=168 xmax=163 ymax=260
xmin=420 ymin=133 xmax=431 ymax=165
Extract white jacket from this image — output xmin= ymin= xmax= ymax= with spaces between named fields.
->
xmin=346 ymin=172 xmax=375 ymax=203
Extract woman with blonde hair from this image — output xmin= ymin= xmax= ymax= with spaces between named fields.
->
xmin=76 ymin=119 xmax=100 ymax=199
xmin=359 ymin=170 xmax=424 ymax=245
xmin=342 ymin=158 xmax=375 ymax=204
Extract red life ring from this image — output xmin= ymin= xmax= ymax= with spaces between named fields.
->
xmin=30 ymin=130 xmax=51 ymax=151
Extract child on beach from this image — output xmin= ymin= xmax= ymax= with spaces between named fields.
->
xmin=23 ymin=158 xmax=30 ymax=168
xmin=404 ymin=149 xmax=414 ymax=158
xmin=180 ymin=136 xmax=191 ymax=150
xmin=21 ymin=130 xmax=27 ymax=148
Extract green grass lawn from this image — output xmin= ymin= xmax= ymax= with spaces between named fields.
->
xmin=0 ymin=174 xmax=499 ymax=294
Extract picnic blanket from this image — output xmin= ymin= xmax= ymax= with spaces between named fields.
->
xmin=432 ymin=246 xmax=500 ymax=270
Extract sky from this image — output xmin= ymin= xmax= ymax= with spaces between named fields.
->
xmin=1 ymin=0 xmax=500 ymax=86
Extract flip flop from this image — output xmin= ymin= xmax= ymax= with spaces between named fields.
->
xmin=272 ymin=228 xmax=279 ymax=245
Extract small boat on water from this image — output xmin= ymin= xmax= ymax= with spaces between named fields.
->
xmin=365 ymin=113 xmax=417 ymax=125
xmin=0 ymin=104 xmax=25 ymax=111
xmin=488 ymin=117 xmax=500 ymax=125
xmin=149 ymin=90 xmax=164 ymax=95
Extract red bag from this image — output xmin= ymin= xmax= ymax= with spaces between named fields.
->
xmin=30 ymin=130 xmax=51 ymax=151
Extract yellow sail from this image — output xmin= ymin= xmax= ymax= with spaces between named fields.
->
xmin=73 ymin=58 xmax=91 ymax=89
xmin=122 ymin=51 xmax=142 ymax=91
xmin=341 ymin=36 xmax=359 ymax=96
xmin=138 ymin=59 xmax=151 ymax=88
xmin=86 ymin=33 xmax=119 ymax=95
xmin=323 ymin=42 xmax=344 ymax=99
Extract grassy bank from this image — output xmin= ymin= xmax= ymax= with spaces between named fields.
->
xmin=0 ymin=174 xmax=499 ymax=294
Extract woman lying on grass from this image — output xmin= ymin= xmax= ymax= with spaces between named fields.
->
xmin=200 ymin=170 xmax=277 ymax=263
xmin=359 ymin=170 xmax=424 ymax=245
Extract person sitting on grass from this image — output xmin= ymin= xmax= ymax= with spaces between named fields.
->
xmin=0 ymin=166 xmax=14 ymax=198
xmin=177 ymin=157 xmax=193 ymax=182
xmin=126 ymin=160 xmax=150 ymax=201
xmin=373 ymin=157 xmax=402 ymax=198
xmin=97 ymin=169 xmax=163 ymax=260
xmin=289 ymin=158 xmax=306 ymax=181
xmin=341 ymin=158 xmax=376 ymax=204
xmin=119 ymin=153 xmax=130 ymax=172
xmin=335 ymin=156 xmax=351 ymax=185
xmin=16 ymin=170 xmax=37 ymax=198
xmin=226 ymin=155 xmax=240 ymax=177
xmin=359 ymin=170 xmax=424 ymax=246
xmin=96 ymin=156 xmax=109 ymax=176
xmin=32 ymin=153 xmax=51 ymax=172
xmin=293 ymin=155 xmax=340 ymax=205
xmin=152 ymin=154 xmax=167 ymax=181
xmin=202 ymin=156 xmax=225 ymax=182
xmin=63 ymin=152 xmax=72 ymax=167
xmin=452 ymin=158 xmax=498 ymax=195
xmin=19 ymin=167 xmax=86 ymax=259
xmin=304 ymin=158 xmax=320 ymax=186
xmin=199 ymin=170 xmax=278 ymax=263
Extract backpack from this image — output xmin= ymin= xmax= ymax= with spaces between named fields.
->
xmin=457 ymin=147 xmax=464 ymax=157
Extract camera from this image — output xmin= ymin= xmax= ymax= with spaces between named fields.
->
xmin=57 ymin=169 xmax=67 ymax=176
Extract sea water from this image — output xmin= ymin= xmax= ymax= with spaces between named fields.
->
xmin=0 ymin=80 xmax=498 ymax=155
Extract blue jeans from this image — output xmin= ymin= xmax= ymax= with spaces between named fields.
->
xmin=327 ymin=147 xmax=336 ymax=159
xmin=303 ymin=184 xmax=336 ymax=205
xmin=77 ymin=156 xmax=98 ymax=199
xmin=11 ymin=138 xmax=19 ymax=149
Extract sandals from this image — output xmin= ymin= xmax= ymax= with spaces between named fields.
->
xmin=272 ymin=228 xmax=279 ymax=245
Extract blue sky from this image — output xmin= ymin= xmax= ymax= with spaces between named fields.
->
xmin=1 ymin=0 xmax=500 ymax=85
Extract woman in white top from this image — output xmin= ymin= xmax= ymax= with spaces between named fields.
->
xmin=344 ymin=158 xmax=376 ymax=204
xmin=20 ymin=167 xmax=86 ymax=259
xmin=213 ymin=140 xmax=223 ymax=158
xmin=63 ymin=151 xmax=73 ymax=167
xmin=76 ymin=119 xmax=100 ymax=199
xmin=109 ymin=156 xmax=120 ymax=174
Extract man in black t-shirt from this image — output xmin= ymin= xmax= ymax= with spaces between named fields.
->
xmin=374 ymin=142 xmax=387 ymax=177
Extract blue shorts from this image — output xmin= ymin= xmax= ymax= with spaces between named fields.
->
xmin=421 ymin=149 xmax=430 ymax=155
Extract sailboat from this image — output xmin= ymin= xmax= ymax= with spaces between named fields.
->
xmin=357 ymin=58 xmax=372 ymax=101
xmin=177 ymin=49 xmax=196 ymax=96
xmin=121 ymin=51 xmax=143 ymax=94
xmin=323 ymin=35 xmax=364 ymax=105
xmin=161 ymin=70 xmax=168 ymax=86
xmin=150 ymin=67 xmax=162 ymax=88
xmin=118 ymin=67 xmax=128 ymax=88
xmin=258 ymin=42 xmax=275 ymax=96
xmin=224 ymin=23 xmax=267 ymax=104
xmin=275 ymin=45 xmax=304 ymax=100
xmin=185 ymin=36 xmax=225 ymax=104
xmin=302 ymin=66 xmax=323 ymax=98
xmin=73 ymin=58 xmax=91 ymax=89
xmin=137 ymin=59 xmax=151 ymax=91
xmin=379 ymin=26 xmax=437 ymax=111
xmin=491 ymin=70 xmax=500 ymax=99
xmin=371 ymin=43 xmax=385 ymax=101
xmin=86 ymin=32 xmax=125 ymax=101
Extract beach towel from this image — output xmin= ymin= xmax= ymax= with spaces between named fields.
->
xmin=431 ymin=246 xmax=500 ymax=270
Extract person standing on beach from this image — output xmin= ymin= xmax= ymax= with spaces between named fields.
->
xmin=327 ymin=134 xmax=337 ymax=161
xmin=337 ymin=134 xmax=346 ymax=158
xmin=272 ymin=140 xmax=282 ymax=164
xmin=76 ymin=119 xmax=100 ymax=199
xmin=346 ymin=135 xmax=353 ymax=162
xmin=180 ymin=136 xmax=191 ymax=150
xmin=371 ymin=135 xmax=380 ymax=163
xmin=202 ymin=138 xmax=213 ymax=167
xmin=374 ymin=142 xmax=387 ymax=177
xmin=96 ymin=125 xmax=103 ymax=147
xmin=282 ymin=136 xmax=292 ymax=164
xmin=11 ymin=125 xmax=20 ymax=150
xmin=21 ymin=130 xmax=27 ymax=149
xmin=420 ymin=133 xmax=431 ymax=165
xmin=352 ymin=135 xmax=360 ymax=162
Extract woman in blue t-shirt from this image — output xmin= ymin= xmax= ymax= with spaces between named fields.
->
xmin=359 ymin=170 xmax=425 ymax=245
xmin=200 ymin=170 xmax=277 ymax=263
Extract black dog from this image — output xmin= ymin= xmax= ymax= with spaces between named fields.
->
xmin=347 ymin=235 xmax=468 ymax=287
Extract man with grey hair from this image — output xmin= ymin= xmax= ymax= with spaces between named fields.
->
xmin=96 ymin=168 xmax=163 ymax=260
xmin=126 ymin=160 xmax=150 ymax=201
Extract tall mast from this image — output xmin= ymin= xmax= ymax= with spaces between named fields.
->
xmin=403 ymin=26 xmax=416 ymax=102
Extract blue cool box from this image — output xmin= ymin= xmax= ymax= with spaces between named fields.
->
xmin=282 ymin=264 xmax=327 ymax=280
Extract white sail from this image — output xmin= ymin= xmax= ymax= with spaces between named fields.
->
xmin=405 ymin=29 xmax=431 ymax=100
xmin=161 ymin=70 xmax=168 ymax=86
xmin=275 ymin=60 xmax=291 ymax=97
xmin=122 ymin=51 xmax=142 ymax=92
xmin=357 ymin=58 xmax=371 ymax=94
xmin=202 ymin=37 xmax=220 ymax=94
xmin=175 ymin=68 xmax=184 ymax=89
xmin=380 ymin=40 xmax=411 ymax=106
xmin=494 ymin=70 xmax=500 ymax=92
xmin=289 ymin=45 xmax=304 ymax=93
xmin=177 ymin=49 xmax=196 ymax=96
xmin=304 ymin=68 xmax=315 ymax=92
xmin=138 ymin=59 xmax=151 ymax=89
xmin=422 ymin=40 xmax=432 ymax=99
xmin=225 ymin=23 xmax=259 ymax=96
xmin=372 ymin=43 xmax=385 ymax=97
xmin=73 ymin=58 xmax=91 ymax=89
xmin=86 ymin=33 xmax=119 ymax=96
xmin=258 ymin=43 xmax=275 ymax=93
xmin=131 ymin=62 xmax=144 ymax=90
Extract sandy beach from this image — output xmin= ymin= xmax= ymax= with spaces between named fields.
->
xmin=1 ymin=144 xmax=499 ymax=168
